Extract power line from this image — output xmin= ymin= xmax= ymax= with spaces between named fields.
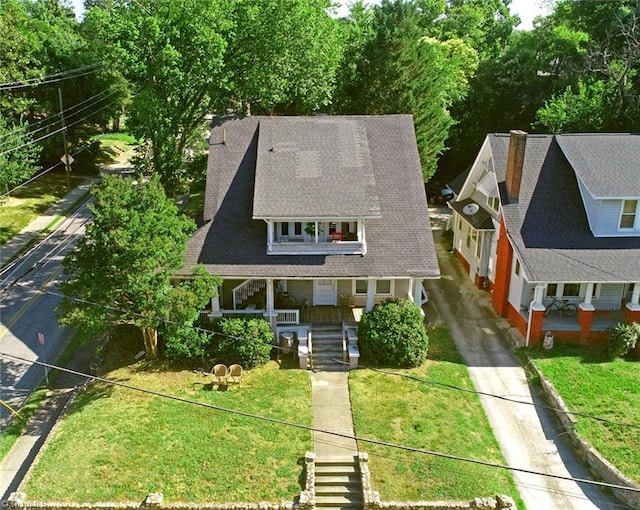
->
xmin=0 ymin=63 xmax=103 ymax=91
xmin=0 ymin=351 xmax=637 ymax=496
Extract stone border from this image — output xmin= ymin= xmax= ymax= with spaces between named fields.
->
xmin=526 ymin=359 xmax=640 ymax=508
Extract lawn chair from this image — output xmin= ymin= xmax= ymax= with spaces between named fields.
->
xmin=228 ymin=364 xmax=243 ymax=384
xmin=212 ymin=364 xmax=228 ymax=384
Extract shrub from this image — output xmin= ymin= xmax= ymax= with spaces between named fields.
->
xmin=358 ymin=298 xmax=429 ymax=368
xmin=163 ymin=326 xmax=212 ymax=360
xmin=216 ymin=317 xmax=273 ymax=368
xmin=608 ymin=322 xmax=640 ymax=359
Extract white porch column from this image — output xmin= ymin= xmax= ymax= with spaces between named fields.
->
xmin=580 ymin=283 xmax=595 ymax=312
xmin=267 ymin=221 xmax=274 ymax=251
xmin=210 ymin=293 xmax=222 ymax=318
xmin=365 ymin=279 xmax=376 ymax=312
xmin=264 ymin=278 xmax=277 ymax=331
xmin=533 ymin=284 xmax=546 ymax=307
xmin=412 ymin=279 xmax=422 ymax=307
xmin=628 ymin=282 xmax=640 ymax=310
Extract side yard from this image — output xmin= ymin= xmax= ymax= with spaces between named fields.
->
xmin=527 ymin=344 xmax=640 ymax=483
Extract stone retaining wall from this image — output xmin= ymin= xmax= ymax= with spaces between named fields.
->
xmin=526 ymin=360 xmax=640 ymax=509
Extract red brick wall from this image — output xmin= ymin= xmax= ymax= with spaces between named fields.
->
xmin=491 ymin=216 xmax=512 ymax=318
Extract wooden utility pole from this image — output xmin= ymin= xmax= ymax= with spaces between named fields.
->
xmin=58 ymin=87 xmax=72 ymax=189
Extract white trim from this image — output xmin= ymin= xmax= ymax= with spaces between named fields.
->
xmin=618 ymin=199 xmax=640 ymax=231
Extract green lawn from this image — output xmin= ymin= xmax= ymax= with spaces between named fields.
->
xmin=24 ymin=332 xmax=312 ymax=502
xmin=350 ymin=327 xmax=524 ymax=507
xmin=527 ymin=344 xmax=640 ymax=483
xmin=0 ymin=172 xmax=81 ymax=245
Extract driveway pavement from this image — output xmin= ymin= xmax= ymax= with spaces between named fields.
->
xmin=426 ymin=207 xmax=619 ymax=510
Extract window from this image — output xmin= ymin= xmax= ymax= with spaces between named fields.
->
xmin=354 ymin=280 xmax=367 ymax=294
xmin=281 ymin=222 xmax=289 ymax=236
xmin=546 ymin=284 xmax=558 ymax=297
xmin=563 ymin=283 xmax=580 ymax=297
xmin=294 ymin=222 xmax=302 ymax=236
xmin=546 ymin=283 xmax=580 ymax=298
xmin=620 ymin=200 xmax=638 ymax=229
xmin=474 ymin=232 xmax=481 ymax=258
xmin=487 ymin=195 xmax=500 ymax=212
xmin=514 ymin=259 xmax=520 ymax=277
xmin=376 ymin=280 xmax=392 ymax=295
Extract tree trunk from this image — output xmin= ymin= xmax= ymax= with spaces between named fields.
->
xmin=142 ymin=326 xmax=159 ymax=358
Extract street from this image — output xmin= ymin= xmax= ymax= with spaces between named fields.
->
xmin=0 ymin=199 xmax=92 ymax=430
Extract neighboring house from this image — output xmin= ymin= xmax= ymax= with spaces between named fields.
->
xmin=180 ymin=115 xmax=439 ymax=333
xmin=451 ymin=131 xmax=640 ymax=346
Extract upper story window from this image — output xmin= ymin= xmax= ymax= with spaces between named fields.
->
xmin=487 ymin=195 xmax=500 ymax=213
xmin=619 ymin=200 xmax=639 ymax=230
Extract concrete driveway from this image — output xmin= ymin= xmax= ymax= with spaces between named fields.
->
xmin=425 ymin=207 xmax=620 ymax=510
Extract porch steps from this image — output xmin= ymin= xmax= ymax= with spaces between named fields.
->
xmin=314 ymin=457 xmax=363 ymax=510
xmin=311 ymin=324 xmax=345 ymax=372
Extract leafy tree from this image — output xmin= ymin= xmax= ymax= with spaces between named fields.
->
xmin=215 ymin=318 xmax=273 ymax=369
xmin=358 ymin=298 xmax=429 ymax=368
xmin=608 ymin=322 xmax=640 ymax=359
xmin=0 ymin=115 xmax=41 ymax=194
xmin=59 ymin=175 xmax=217 ymax=358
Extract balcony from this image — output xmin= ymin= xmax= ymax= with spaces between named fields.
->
xmin=268 ymin=238 xmax=365 ymax=255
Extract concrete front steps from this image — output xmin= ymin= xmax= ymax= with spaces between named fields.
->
xmin=314 ymin=457 xmax=363 ymax=510
xmin=310 ymin=324 xmax=345 ymax=372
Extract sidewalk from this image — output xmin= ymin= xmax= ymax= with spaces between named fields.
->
xmin=0 ymin=178 xmax=96 ymax=268
xmin=426 ymin=206 xmax=616 ymax=510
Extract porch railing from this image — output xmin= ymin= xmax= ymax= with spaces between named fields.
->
xmin=201 ymin=308 xmax=300 ymax=326
xmin=275 ymin=309 xmax=299 ymax=324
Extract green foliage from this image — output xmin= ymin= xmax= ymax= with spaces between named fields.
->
xmin=58 ymin=175 xmax=209 ymax=353
xmin=358 ymin=298 xmax=429 ymax=368
xmin=608 ymin=322 xmax=640 ymax=359
xmin=215 ymin=318 xmax=273 ymax=369
xmin=0 ymin=115 xmax=40 ymax=193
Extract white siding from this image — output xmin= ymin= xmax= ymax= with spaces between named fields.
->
xmin=508 ymin=256 xmax=525 ymax=309
xmin=593 ymin=284 xmax=623 ymax=310
xmin=576 ymin=176 xmax=600 ymax=234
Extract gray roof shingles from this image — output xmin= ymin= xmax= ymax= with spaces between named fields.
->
xmin=184 ymin=115 xmax=439 ymax=280
xmin=488 ymin=133 xmax=640 ymax=282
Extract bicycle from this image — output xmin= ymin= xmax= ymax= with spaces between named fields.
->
xmin=275 ymin=291 xmax=298 ymax=309
xmin=544 ymin=296 xmax=578 ymax=317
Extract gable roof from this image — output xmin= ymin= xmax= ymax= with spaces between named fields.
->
xmin=488 ymin=133 xmax=640 ymax=283
xmin=555 ymin=134 xmax=640 ymax=198
xmin=183 ymin=115 xmax=439 ymax=280
xmin=253 ymin=117 xmax=381 ymax=219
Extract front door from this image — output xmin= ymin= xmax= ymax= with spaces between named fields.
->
xmin=314 ymin=280 xmax=337 ymax=306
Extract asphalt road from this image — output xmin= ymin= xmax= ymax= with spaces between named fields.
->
xmin=0 ymin=199 xmax=92 ymax=430
xmin=426 ymin=207 xmax=621 ymax=510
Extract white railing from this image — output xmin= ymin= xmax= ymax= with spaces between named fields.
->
xmin=276 ymin=309 xmax=299 ymax=325
xmin=232 ymin=279 xmax=266 ymax=309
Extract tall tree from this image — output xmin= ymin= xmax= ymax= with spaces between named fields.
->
xmin=59 ymin=175 xmax=218 ymax=358
xmin=0 ymin=115 xmax=41 ymax=194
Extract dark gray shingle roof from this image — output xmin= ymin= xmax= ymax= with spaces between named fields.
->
xmin=488 ymin=133 xmax=640 ymax=282
xmin=185 ymin=115 xmax=439 ymax=279
xmin=253 ymin=117 xmax=381 ymax=219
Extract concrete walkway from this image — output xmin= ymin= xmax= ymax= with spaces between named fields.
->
xmin=426 ymin=207 xmax=618 ymax=510
xmin=311 ymin=371 xmax=358 ymax=459
xmin=1 ymin=178 xmax=96 ymax=268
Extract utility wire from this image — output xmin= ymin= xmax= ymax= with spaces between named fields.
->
xmin=0 ymin=63 xmax=103 ymax=91
xmin=0 ymin=351 xmax=637 ymax=496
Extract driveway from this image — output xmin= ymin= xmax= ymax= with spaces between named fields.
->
xmin=425 ymin=207 xmax=619 ymax=510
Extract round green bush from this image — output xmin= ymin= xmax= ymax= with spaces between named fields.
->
xmin=608 ymin=321 xmax=640 ymax=359
xmin=215 ymin=317 xmax=273 ymax=368
xmin=358 ymin=298 xmax=429 ymax=368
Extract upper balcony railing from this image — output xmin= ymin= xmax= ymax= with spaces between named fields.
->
xmin=268 ymin=238 xmax=366 ymax=255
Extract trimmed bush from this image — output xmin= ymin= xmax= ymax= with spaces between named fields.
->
xmin=216 ymin=317 xmax=273 ymax=368
xmin=358 ymin=298 xmax=429 ymax=368
xmin=608 ymin=321 xmax=640 ymax=359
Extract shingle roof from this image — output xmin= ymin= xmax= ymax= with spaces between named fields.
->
xmin=184 ymin=115 xmax=439 ymax=279
xmin=253 ymin=117 xmax=381 ymax=219
xmin=488 ymin=133 xmax=640 ymax=282
xmin=555 ymin=134 xmax=640 ymax=197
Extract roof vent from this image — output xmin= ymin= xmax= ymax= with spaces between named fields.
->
xmin=463 ymin=203 xmax=480 ymax=215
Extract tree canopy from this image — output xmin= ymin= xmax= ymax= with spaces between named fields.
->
xmin=59 ymin=175 xmax=218 ymax=357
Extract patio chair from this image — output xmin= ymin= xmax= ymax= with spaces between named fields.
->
xmin=212 ymin=364 xmax=228 ymax=384
xmin=228 ymin=364 xmax=243 ymax=384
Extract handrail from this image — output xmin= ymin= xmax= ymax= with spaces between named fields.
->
xmin=232 ymin=279 xmax=266 ymax=310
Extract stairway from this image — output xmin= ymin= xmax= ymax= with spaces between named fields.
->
xmin=310 ymin=324 xmax=345 ymax=371
xmin=315 ymin=457 xmax=363 ymax=510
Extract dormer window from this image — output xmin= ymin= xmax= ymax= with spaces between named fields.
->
xmin=620 ymin=200 xmax=639 ymax=230
xmin=487 ymin=195 xmax=500 ymax=212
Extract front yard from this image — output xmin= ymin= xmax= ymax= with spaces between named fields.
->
xmin=527 ymin=344 xmax=640 ymax=483
xmin=23 ymin=326 xmax=522 ymax=506
xmin=350 ymin=327 xmax=523 ymax=506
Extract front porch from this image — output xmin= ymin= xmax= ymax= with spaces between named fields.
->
xmin=520 ymin=308 xmax=626 ymax=333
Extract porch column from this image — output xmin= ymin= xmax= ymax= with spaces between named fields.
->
xmin=266 ymin=221 xmax=274 ymax=253
xmin=412 ymin=279 xmax=424 ymax=315
xmin=526 ymin=284 xmax=546 ymax=347
xmin=210 ymin=293 xmax=222 ymax=318
xmin=626 ymin=282 xmax=640 ymax=323
xmin=264 ymin=278 xmax=277 ymax=332
xmin=578 ymin=283 xmax=595 ymax=342
xmin=365 ymin=279 xmax=376 ymax=312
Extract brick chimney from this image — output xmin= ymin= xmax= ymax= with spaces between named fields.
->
xmin=505 ymin=130 xmax=527 ymax=202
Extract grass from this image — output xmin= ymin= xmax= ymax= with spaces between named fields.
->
xmin=0 ymin=172 xmax=82 ymax=245
xmin=24 ymin=330 xmax=312 ymax=502
xmin=0 ymin=387 xmax=50 ymax=460
xmin=92 ymin=133 xmax=137 ymax=145
xmin=181 ymin=178 xmax=206 ymax=219
xmin=350 ymin=327 xmax=524 ymax=508
xmin=526 ymin=343 xmax=640 ymax=483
